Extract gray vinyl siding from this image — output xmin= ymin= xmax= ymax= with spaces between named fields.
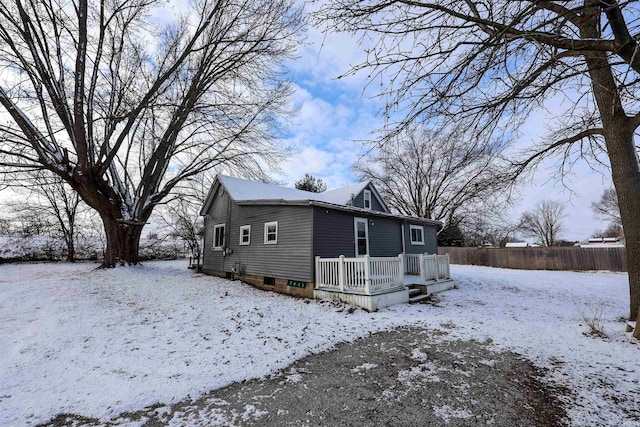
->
xmin=313 ymin=207 xmax=356 ymax=258
xmin=403 ymin=223 xmax=437 ymax=255
xmin=203 ymin=183 xmax=438 ymax=284
xmin=204 ymin=193 xmax=313 ymax=281
xmin=313 ymin=206 xmax=403 ymax=258
xmin=203 ymin=184 xmax=231 ymax=272
xmin=351 ymin=184 xmax=385 ymax=212
xmin=368 ymin=217 xmax=403 ymax=257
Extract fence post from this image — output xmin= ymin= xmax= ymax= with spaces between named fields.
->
xmin=338 ymin=255 xmax=345 ymax=293
xmin=364 ymin=255 xmax=371 ymax=295
xmin=419 ymin=254 xmax=426 ymax=284
xmin=315 ymin=256 xmax=320 ymax=289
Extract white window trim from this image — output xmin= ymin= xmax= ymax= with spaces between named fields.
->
xmin=264 ymin=221 xmax=278 ymax=245
xmin=239 ymin=225 xmax=251 ymax=246
xmin=213 ymin=223 xmax=226 ymax=250
xmin=410 ymin=224 xmax=425 ymax=245
xmin=354 ymin=217 xmax=370 ymax=257
xmin=363 ymin=189 xmax=372 ymax=210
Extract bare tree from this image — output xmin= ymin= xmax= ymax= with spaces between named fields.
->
xmin=157 ymin=197 xmax=204 ymax=267
xmin=354 ymin=127 xmax=510 ymax=226
xmin=6 ymin=205 xmax=53 ymax=237
xmin=0 ymin=217 xmax=10 ymax=234
xmin=295 ymin=174 xmax=327 ymax=193
xmin=314 ymin=1 xmax=640 ymax=326
xmin=592 ymin=188 xmax=622 ymax=228
xmin=6 ymin=173 xmax=82 ymax=261
xmin=461 ymin=211 xmax=519 ymax=248
xmin=0 ymin=0 xmax=302 ymax=267
xmin=519 ymin=200 xmax=566 ymax=247
xmin=592 ymin=222 xmax=623 ymax=239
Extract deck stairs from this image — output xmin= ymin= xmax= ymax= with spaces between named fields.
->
xmin=406 ymin=279 xmax=455 ymax=303
xmin=407 ymin=285 xmax=431 ymax=303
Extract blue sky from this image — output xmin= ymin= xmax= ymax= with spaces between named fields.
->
xmin=275 ymin=8 xmax=614 ymax=242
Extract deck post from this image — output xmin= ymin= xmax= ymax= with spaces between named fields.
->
xmin=435 ymin=254 xmax=440 ymax=281
xmin=315 ymin=256 xmax=320 ymax=289
xmin=444 ymin=253 xmax=451 ymax=278
xmin=338 ymin=255 xmax=345 ymax=293
xmin=419 ymin=253 xmax=426 ymax=284
xmin=397 ymin=254 xmax=404 ymax=286
xmin=363 ymin=255 xmax=371 ymax=295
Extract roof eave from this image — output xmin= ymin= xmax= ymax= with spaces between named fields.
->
xmin=309 ymin=201 xmax=443 ymax=226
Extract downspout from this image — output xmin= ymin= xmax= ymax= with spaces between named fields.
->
xmin=401 ymin=220 xmax=406 ymax=255
xmin=310 ymin=202 xmax=315 ymax=286
xmin=225 ymin=192 xmax=232 ymax=272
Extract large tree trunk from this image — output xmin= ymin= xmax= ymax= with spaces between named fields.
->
xmin=100 ymin=213 xmax=145 ymax=267
xmin=66 ymin=237 xmax=75 ymax=263
xmin=607 ymin=130 xmax=640 ymax=321
xmin=72 ymin=174 xmax=147 ymax=267
xmin=582 ymin=14 xmax=640 ymax=323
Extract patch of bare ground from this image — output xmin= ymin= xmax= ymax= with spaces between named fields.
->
xmin=41 ymin=327 xmax=568 ymax=426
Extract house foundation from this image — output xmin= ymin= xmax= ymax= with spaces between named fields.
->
xmin=202 ymin=269 xmax=314 ymax=299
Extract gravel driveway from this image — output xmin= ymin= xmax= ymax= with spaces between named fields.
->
xmin=44 ymin=326 xmax=568 ymax=426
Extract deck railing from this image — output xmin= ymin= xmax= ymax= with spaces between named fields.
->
xmin=403 ymin=253 xmax=421 ymax=275
xmin=315 ymin=255 xmax=404 ymax=295
xmin=420 ymin=254 xmax=451 ymax=282
xmin=315 ymin=253 xmax=451 ymax=295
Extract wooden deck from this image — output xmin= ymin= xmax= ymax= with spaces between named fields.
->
xmin=314 ymin=254 xmax=453 ymax=311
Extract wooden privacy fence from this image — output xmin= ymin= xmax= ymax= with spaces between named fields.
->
xmin=438 ymin=246 xmax=627 ymax=272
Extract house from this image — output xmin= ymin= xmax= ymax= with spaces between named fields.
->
xmin=199 ymin=175 xmax=452 ymax=310
xmin=505 ymin=242 xmax=541 ymax=248
xmin=579 ymin=237 xmax=625 ymax=248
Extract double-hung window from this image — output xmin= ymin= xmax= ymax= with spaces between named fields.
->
xmin=213 ymin=223 xmax=226 ymax=249
xmin=239 ymin=225 xmax=251 ymax=245
xmin=410 ymin=225 xmax=424 ymax=245
xmin=363 ymin=190 xmax=372 ymax=210
xmin=264 ymin=221 xmax=278 ymax=244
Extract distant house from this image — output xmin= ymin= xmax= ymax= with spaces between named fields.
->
xmin=580 ymin=237 xmax=625 ymax=248
xmin=505 ymin=242 xmax=541 ymax=248
xmin=200 ymin=175 xmax=450 ymax=308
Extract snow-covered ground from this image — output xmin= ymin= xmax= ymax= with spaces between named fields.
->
xmin=0 ymin=261 xmax=638 ymax=426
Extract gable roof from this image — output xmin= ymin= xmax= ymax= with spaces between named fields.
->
xmin=217 ymin=174 xmax=316 ymax=202
xmin=321 ymin=182 xmax=369 ymax=205
xmin=200 ymin=175 xmax=441 ymax=227
xmin=202 ymin=175 xmax=380 ymax=211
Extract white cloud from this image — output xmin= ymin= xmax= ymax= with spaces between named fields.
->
xmin=281 ymin=5 xmax=614 ymax=242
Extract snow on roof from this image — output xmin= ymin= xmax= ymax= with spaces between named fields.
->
xmin=202 ymin=175 xmax=439 ymax=226
xmin=218 ymin=175 xmax=318 ymax=202
xmin=579 ymin=243 xmax=625 ymax=248
xmin=588 ymin=237 xmax=620 ymax=243
xmin=218 ymin=175 xmax=368 ymax=205
xmin=320 ymin=182 xmax=370 ymax=205
xmin=505 ymin=242 xmax=540 ymax=248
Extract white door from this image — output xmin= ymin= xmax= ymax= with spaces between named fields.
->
xmin=354 ymin=218 xmax=369 ymax=257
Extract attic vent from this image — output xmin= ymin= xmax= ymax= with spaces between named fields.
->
xmin=218 ymin=186 xmax=225 ymax=197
